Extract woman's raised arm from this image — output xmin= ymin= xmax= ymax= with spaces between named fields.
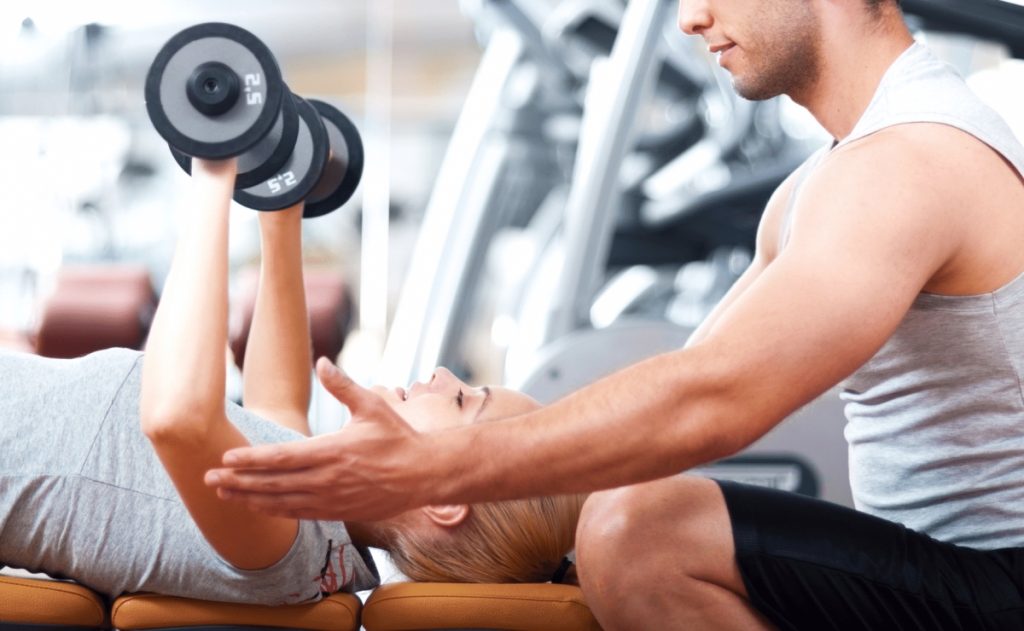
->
xmin=238 ymin=204 xmax=313 ymax=435
xmin=140 ymin=159 xmax=298 ymax=569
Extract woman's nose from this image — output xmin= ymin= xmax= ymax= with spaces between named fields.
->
xmin=430 ymin=366 xmax=459 ymax=389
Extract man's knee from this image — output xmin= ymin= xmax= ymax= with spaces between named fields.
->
xmin=575 ymin=487 xmax=634 ymax=588
xmin=575 ymin=485 xmax=647 ymax=615
xmin=576 ymin=475 xmax=727 ymax=591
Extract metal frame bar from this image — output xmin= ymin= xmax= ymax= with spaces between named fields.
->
xmin=543 ymin=0 xmax=675 ymax=342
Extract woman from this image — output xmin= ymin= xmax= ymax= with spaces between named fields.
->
xmin=0 ymin=159 xmax=583 ymax=605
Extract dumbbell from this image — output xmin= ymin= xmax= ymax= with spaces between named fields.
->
xmin=167 ymin=92 xmax=299 ymax=190
xmin=232 ymin=94 xmax=365 ymax=217
xmin=145 ymin=22 xmax=363 ymax=217
xmin=301 ymin=98 xmax=365 ymax=218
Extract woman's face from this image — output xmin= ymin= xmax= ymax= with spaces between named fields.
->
xmin=371 ymin=367 xmax=540 ymax=431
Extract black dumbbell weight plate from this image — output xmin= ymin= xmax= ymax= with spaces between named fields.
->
xmin=146 ymin=22 xmax=283 ymax=159
xmin=233 ymin=95 xmax=329 ymax=211
xmin=169 ymin=87 xmax=299 ymax=189
xmin=303 ymin=100 xmax=365 ymax=218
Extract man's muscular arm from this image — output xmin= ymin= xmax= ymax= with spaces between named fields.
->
xmin=685 ymin=158 xmax=805 ymax=347
xmin=437 ymin=133 xmax=957 ymax=503
xmin=207 ymin=132 xmax=960 ymax=521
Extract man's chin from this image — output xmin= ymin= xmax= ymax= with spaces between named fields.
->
xmin=732 ymin=78 xmax=784 ymax=102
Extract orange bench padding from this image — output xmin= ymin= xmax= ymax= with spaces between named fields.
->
xmin=111 ymin=592 xmax=361 ymax=631
xmin=0 ymin=576 xmax=107 ymax=627
xmin=362 ymin=582 xmax=601 ymax=631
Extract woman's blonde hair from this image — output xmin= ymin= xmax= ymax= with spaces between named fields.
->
xmin=387 ymin=493 xmax=587 ymax=584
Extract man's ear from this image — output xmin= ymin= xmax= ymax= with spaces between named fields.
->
xmin=421 ymin=504 xmax=470 ymax=528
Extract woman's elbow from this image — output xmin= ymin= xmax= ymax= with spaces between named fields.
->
xmin=140 ymin=404 xmax=220 ymax=445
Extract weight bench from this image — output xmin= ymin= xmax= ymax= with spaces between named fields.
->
xmin=0 ymin=576 xmax=107 ymax=631
xmin=2 ymin=577 xmax=599 ymax=631
xmin=111 ymin=593 xmax=361 ymax=631
xmin=111 ymin=583 xmax=600 ymax=631
xmin=0 ymin=576 xmax=360 ymax=631
xmin=362 ymin=583 xmax=601 ymax=631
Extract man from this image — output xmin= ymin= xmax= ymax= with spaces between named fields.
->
xmin=206 ymin=0 xmax=1024 ymax=628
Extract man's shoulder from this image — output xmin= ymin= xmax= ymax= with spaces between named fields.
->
xmin=805 ymin=124 xmax=977 ymax=206
xmin=825 ymin=124 xmax=986 ymax=178
xmin=785 ymin=126 xmax=967 ymax=260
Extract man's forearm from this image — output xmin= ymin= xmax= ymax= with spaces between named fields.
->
xmin=433 ymin=345 xmax=756 ymax=505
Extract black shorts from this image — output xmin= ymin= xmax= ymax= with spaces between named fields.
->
xmin=716 ymin=480 xmax=1024 ymax=631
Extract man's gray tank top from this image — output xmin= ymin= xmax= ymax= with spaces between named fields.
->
xmin=783 ymin=43 xmax=1024 ymax=549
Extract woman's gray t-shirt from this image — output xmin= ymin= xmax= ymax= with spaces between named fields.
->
xmin=0 ymin=347 xmax=378 ymax=604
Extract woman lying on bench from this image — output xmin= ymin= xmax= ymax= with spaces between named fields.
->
xmin=0 ymin=159 xmax=583 ymax=605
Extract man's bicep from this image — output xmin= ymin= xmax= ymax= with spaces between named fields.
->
xmin=696 ymin=177 xmax=947 ymax=441
xmin=685 ymin=256 xmax=765 ymax=347
xmin=730 ymin=251 xmax=912 ymax=376
xmin=687 ymin=164 xmax=805 ymax=347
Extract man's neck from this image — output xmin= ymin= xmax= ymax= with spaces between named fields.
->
xmin=792 ymin=12 xmax=915 ymax=141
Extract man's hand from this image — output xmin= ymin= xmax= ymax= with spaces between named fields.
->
xmin=204 ymin=358 xmax=434 ymax=522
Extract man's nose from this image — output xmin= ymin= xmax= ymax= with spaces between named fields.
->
xmin=678 ymin=0 xmax=712 ymax=36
